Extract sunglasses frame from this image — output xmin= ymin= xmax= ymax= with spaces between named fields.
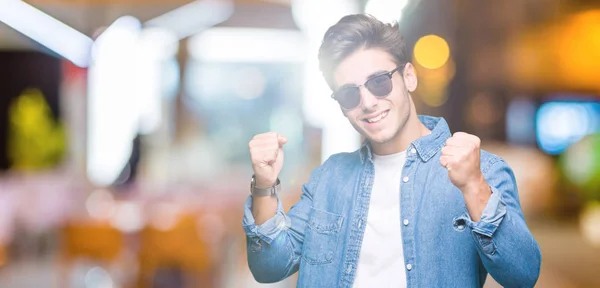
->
xmin=331 ymin=65 xmax=405 ymax=110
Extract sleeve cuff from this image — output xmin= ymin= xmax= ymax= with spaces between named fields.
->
xmin=453 ymin=186 xmax=507 ymax=238
xmin=242 ymin=194 xmax=291 ymax=245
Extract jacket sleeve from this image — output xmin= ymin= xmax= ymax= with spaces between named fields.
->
xmin=453 ymin=159 xmax=542 ymax=288
xmin=242 ymin=163 xmax=326 ymax=283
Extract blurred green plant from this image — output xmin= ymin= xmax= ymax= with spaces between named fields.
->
xmin=7 ymin=88 xmax=66 ymax=171
xmin=560 ymin=134 xmax=600 ymax=202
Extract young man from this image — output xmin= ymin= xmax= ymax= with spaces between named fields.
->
xmin=243 ymin=14 xmax=541 ymax=287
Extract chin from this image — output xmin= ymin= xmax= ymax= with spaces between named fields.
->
xmin=365 ymin=130 xmax=394 ymax=144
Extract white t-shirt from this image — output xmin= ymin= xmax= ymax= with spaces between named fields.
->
xmin=353 ymin=151 xmax=407 ymax=288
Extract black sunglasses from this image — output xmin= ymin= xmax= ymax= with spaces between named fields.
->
xmin=331 ymin=65 xmax=404 ymax=110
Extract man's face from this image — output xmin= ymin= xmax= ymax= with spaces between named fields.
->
xmin=333 ymin=48 xmax=417 ymax=149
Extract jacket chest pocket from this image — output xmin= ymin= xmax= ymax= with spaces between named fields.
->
xmin=302 ymin=207 xmax=344 ymax=265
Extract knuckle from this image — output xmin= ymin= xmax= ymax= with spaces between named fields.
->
xmin=469 ymin=142 xmax=477 ymax=150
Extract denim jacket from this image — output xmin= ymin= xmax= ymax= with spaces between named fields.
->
xmin=243 ymin=115 xmax=541 ymax=288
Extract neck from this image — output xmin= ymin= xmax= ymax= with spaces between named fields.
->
xmin=371 ymin=97 xmax=430 ymax=155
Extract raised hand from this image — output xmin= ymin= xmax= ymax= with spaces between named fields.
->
xmin=249 ymin=132 xmax=287 ymax=188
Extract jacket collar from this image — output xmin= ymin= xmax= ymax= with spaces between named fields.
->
xmin=359 ymin=115 xmax=451 ymax=164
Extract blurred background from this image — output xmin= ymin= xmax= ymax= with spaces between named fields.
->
xmin=0 ymin=0 xmax=599 ymax=287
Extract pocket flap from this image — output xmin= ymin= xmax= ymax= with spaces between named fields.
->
xmin=308 ymin=207 xmax=343 ymax=234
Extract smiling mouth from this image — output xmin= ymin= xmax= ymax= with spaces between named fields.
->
xmin=364 ymin=110 xmax=389 ymax=123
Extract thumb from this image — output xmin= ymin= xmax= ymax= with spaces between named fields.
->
xmin=277 ymin=134 xmax=288 ymax=146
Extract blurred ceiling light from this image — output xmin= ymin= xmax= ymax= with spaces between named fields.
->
xmin=292 ymin=0 xmax=361 ymax=163
xmin=188 ymin=28 xmax=306 ymax=62
xmin=364 ymin=0 xmax=409 ymax=23
xmin=0 ymin=0 xmax=93 ymax=67
xmin=92 ymin=16 xmax=142 ymax=62
xmin=414 ymin=34 xmax=450 ymax=70
xmin=137 ymin=27 xmax=179 ymax=61
xmin=294 ymin=0 xmax=358 ymax=128
xmin=87 ymin=16 xmax=142 ymax=187
xmin=88 ymin=18 xmax=179 ymax=187
xmin=134 ymin=28 xmax=178 ymax=135
xmin=145 ymin=0 xmax=233 ymax=40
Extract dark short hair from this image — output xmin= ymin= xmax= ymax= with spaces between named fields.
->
xmin=318 ymin=14 xmax=409 ymax=89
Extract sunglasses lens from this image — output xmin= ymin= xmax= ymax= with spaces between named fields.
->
xmin=366 ymin=75 xmax=393 ymax=97
xmin=334 ymin=87 xmax=361 ymax=109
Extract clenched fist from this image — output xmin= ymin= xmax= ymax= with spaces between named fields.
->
xmin=249 ymin=132 xmax=287 ymax=188
xmin=439 ymin=132 xmax=484 ymax=192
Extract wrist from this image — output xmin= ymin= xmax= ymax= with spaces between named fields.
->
xmin=251 ymin=175 xmax=280 ymax=197
xmin=460 ymin=173 xmax=487 ymax=196
xmin=255 ymin=178 xmax=277 ymax=189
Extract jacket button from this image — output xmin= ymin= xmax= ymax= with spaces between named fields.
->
xmin=406 ymin=263 xmax=412 ymax=271
xmin=403 ymin=219 xmax=409 ymax=226
xmin=403 ymin=176 xmax=409 ymax=183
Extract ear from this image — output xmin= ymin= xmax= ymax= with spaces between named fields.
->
xmin=402 ymin=63 xmax=418 ymax=92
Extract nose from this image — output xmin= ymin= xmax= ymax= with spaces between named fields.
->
xmin=360 ymin=86 xmax=378 ymax=111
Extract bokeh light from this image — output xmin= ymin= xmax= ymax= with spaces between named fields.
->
xmin=468 ymin=91 xmax=502 ymax=127
xmin=86 ymin=189 xmax=117 ymax=220
xmin=506 ymin=98 xmax=538 ymax=145
xmin=561 ymin=134 xmax=600 ymax=199
xmin=109 ymin=202 xmax=144 ymax=233
xmin=84 ymin=266 xmax=114 ymax=288
xmin=536 ymin=101 xmax=600 ymax=155
xmin=507 ymin=9 xmax=600 ymax=93
xmin=580 ymin=202 xmax=600 ymax=247
xmin=414 ymin=57 xmax=455 ymax=107
xmin=148 ymin=202 xmax=181 ymax=231
xmin=414 ymin=34 xmax=450 ymax=70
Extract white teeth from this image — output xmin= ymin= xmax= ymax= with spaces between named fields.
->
xmin=366 ymin=111 xmax=388 ymax=123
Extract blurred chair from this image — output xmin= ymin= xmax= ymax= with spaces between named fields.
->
xmin=136 ymin=212 xmax=215 ymax=288
xmin=0 ymin=243 xmax=7 ymax=268
xmin=59 ymin=220 xmax=125 ymax=287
